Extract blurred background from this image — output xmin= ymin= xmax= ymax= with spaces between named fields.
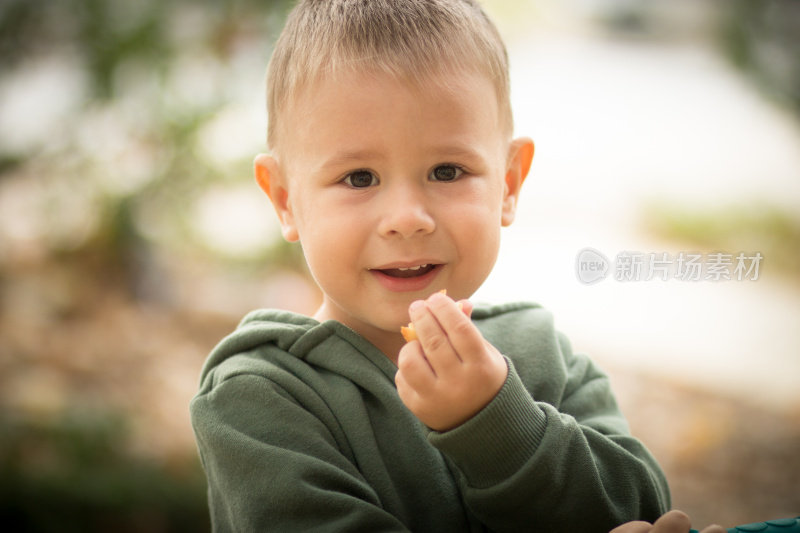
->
xmin=0 ymin=0 xmax=797 ymax=530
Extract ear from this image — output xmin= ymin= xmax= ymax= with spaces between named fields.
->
xmin=501 ymin=137 xmax=534 ymax=227
xmin=254 ymin=153 xmax=299 ymax=242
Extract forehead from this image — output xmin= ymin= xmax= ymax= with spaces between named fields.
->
xmin=275 ymin=67 xmax=505 ymax=163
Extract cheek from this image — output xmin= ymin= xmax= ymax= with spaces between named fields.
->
xmin=468 ymin=180 xmax=506 ymax=243
xmin=451 ymin=180 xmax=506 ymax=233
xmin=295 ymin=203 xmax=364 ymax=278
xmin=450 ymin=219 xmax=501 ymax=299
xmin=462 ymin=220 xmax=502 ymax=264
xmin=446 ymin=194 xmax=503 ymax=266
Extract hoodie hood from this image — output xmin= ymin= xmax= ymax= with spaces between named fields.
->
xmin=197 ymin=308 xmax=401 ymax=387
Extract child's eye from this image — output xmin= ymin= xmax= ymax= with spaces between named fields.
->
xmin=429 ymin=165 xmax=463 ymax=182
xmin=344 ymin=170 xmax=379 ymax=188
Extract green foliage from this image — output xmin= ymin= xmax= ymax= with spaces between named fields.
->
xmin=0 ymin=411 xmax=209 ymax=533
xmin=718 ymin=0 xmax=800 ymax=115
xmin=644 ymin=203 xmax=800 ymax=278
xmin=0 ymin=0 xmax=302 ymax=290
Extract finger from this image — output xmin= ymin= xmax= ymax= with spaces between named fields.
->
xmin=425 ymin=292 xmax=486 ymax=364
xmin=651 ymin=510 xmax=691 ymax=533
xmin=457 ymin=299 xmax=473 ymax=317
xmin=394 ymin=366 xmax=423 ymax=413
xmin=394 ymin=366 xmax=411 ymax=398
xmin=699 ymin=526 xmax=726 ymax=533
xmin=397 ymin=342 xmax=436 ymax=390
xmin=409 ymin=298 xmax=462 ymax=374
xmin=609 ymin=521 xmax=652 ymax=533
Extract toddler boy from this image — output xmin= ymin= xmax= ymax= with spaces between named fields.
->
xmin=190 ymin=1 xmax=671 ymax=531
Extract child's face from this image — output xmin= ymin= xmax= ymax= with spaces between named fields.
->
xmin=257 ymin=68 xmax=532 ymax=356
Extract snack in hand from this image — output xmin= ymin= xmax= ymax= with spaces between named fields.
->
xmin=400 ymin=324 xmax=418 ymax=343
xmin=401 ymin=290 xmax=464 ymax=342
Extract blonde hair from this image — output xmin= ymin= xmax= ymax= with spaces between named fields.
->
xmin=266 ymin=0 xmax=512 ymax=152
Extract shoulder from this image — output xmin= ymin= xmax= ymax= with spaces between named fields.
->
xmin=473 ymin=301 xmax=581 ymax=404
xmin=190 ymin=312 xmax=341 ymax=435
xmin=193 ymin=308 xmax=396 ymax=401
xmin=471 ymin=301 xmax=553 ymax=331
xmin=194 ymin=309 xmax=320 ymax=394
xmin=472 ymin=301 xmax=566 ymax=357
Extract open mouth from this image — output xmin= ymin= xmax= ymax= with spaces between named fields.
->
xmin=377 ymin=264 xmax=438 ymax=279
xmin=369 ymin=263 xmax=442 ymax=292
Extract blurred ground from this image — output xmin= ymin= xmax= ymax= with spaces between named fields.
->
xmin=611 ymin=362 xmax=800 ymax=529
xmin=0 ymin=248 xmax=319 ymax=463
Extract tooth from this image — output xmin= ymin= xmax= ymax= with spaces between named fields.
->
xmin=396 ymin=264 xmax=427 ymax=271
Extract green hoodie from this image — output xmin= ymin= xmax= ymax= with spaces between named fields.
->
xmin=190 ymin=302 xmax=670 ymax=532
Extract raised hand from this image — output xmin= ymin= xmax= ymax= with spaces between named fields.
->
xmin=395 ymin=291 xmax=508 ymax=431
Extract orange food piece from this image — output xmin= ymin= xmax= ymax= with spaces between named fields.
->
xmin=401 ymin=324 xmax=417 ymax=342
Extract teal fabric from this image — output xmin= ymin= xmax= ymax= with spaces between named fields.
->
xmin=190 ymin=302 xmax=670 ymax=532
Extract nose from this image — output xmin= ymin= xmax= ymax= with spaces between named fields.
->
xmin=376 ymin=182 xmax=436 ymax=239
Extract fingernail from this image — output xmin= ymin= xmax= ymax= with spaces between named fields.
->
xmin=409 ymin=300 xmax=424 ymax=313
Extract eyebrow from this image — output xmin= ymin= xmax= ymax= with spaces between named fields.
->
xmin=317 ymin=149 xmax=384 ymax=173
xmin=428 ymin=144 xmax=487 ymax=162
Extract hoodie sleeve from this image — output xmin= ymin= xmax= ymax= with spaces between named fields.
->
xmin=428 ymin=328 xmax=671 ymax=533
xmin=190 ymin=366 xmax=410 ymax=533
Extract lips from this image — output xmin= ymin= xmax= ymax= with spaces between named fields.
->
xmin=378 ymin=264 xmax=437 ymax=279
